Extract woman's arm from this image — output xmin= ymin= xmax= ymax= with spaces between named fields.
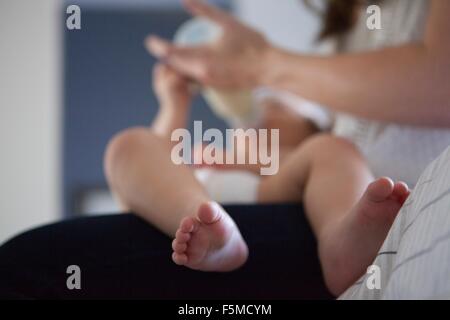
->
xmin=263 ymin=0 xmax=450 ymax=127
xmin=147 ymin=0 xmax=450 ymax=127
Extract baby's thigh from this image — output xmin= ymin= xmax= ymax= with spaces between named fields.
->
xmin=261 ymin=102 xmax=319 ymax=146
xmin=293 ymin=133 xmax=368 ymax=169
xmin=257 ymin=133 xmax=370 ymax=203
xmin=293 ymin=134 xmax=372 ymax=185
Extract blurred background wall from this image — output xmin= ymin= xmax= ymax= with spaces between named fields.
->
xmin=0 ymin=0 xmax=62 ymax=244
xmin=0 ymin=0 xmax=319 ymax=244
xmin=235 ymin=0 xmax=320 ymax=53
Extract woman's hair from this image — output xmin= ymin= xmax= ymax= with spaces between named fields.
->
xmin=304 ymin=0 xmax=381 ymax=40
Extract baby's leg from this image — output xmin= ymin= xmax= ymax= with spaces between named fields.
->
xmin=104 ymin=129 xmax=248 ymax=271
xmin=151 ymin=63 xmax=192 ymax=141
xmin=104 ymin=64 xmax=248 ymax=271
xmin=258 ymin=134 xmax=409 ymax=296
xmin=105 ymin=64 xmax=192 ymax=211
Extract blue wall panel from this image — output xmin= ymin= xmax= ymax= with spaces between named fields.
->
xmin=64 ymin=9 xmax=227 ymax=216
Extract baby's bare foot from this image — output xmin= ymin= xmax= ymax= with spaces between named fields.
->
xmin=319 ymin=177 xmax=410 ymax=296
xmin=172 ymin=202 xmax=248 ymax=272
xmin=151 ymin=63 xmax=193 ymax=138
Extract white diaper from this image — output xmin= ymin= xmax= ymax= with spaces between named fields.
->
xmin=194 ymin=168 xmax=260 ymax=204
xmin=253 ymin=87 xmax=333 ymax=131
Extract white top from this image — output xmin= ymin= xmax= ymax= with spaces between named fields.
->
xmin=332 ymin=0 xmax=450 ymax=187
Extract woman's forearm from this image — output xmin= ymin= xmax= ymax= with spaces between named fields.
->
xmin=262 ymin=44 xmax=450 ymax=127
xmin=147 ymin=0 xmax=450 ymax=127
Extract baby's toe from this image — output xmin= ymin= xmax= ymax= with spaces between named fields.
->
xmin=367 ymin=178 xmax=394 ymax=202
xmin=172 ymin=239 xmax=188 ymax=253
xmin=172 ymin=252 xmax=188 ymax=265
xmin=198 ymin=202 xmax=222 ymax=225
xmin=392 ymin=182 xmax=410 ymax=204
xmin=180 ymin=217 xmax=197 ymax=233
xmin=175 ymin=229 xmax=191 ymax=243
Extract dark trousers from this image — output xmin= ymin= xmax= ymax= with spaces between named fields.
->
xmin=0 ymin=204 xmax=332 ymax=299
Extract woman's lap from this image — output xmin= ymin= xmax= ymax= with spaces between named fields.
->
xmin=0 ymin=204 xmax=331 ymax=299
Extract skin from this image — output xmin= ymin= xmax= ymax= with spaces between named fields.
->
xmin=104 ymin=64 xmax=410 ymax=296
xmin=146 ymin=0 xmax=450 ymax=127
xmin=104 ymin=0 xmax=450 ymax=296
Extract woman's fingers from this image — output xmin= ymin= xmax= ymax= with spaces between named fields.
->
xmin=146 ymin=35 xmax=197 ymax=65
xmin=146 ymin=35 xmax=173 ymax=58
xmin=145 ymin=1 xmax=267 ymax=88
xmin=182 ymin=0 xmax=235 ymax=27
xmin=146 ymin=36 xmax=211 ymax=81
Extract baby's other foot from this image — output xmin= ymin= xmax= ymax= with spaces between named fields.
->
xmin=319 ymin=177 xmax=410 ymax=296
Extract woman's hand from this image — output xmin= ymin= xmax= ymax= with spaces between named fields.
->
xmin=145 ymin=0 xmax=271 ymax=89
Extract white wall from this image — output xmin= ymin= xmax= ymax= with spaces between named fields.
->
xmin=233 ymin=0 xmax=320 ymax=53
xmin=0 ymin=0 xmax=61 ymax=244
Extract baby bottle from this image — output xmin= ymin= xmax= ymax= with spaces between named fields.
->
xmin=174 ymin=18 xmax=256 ymax=127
